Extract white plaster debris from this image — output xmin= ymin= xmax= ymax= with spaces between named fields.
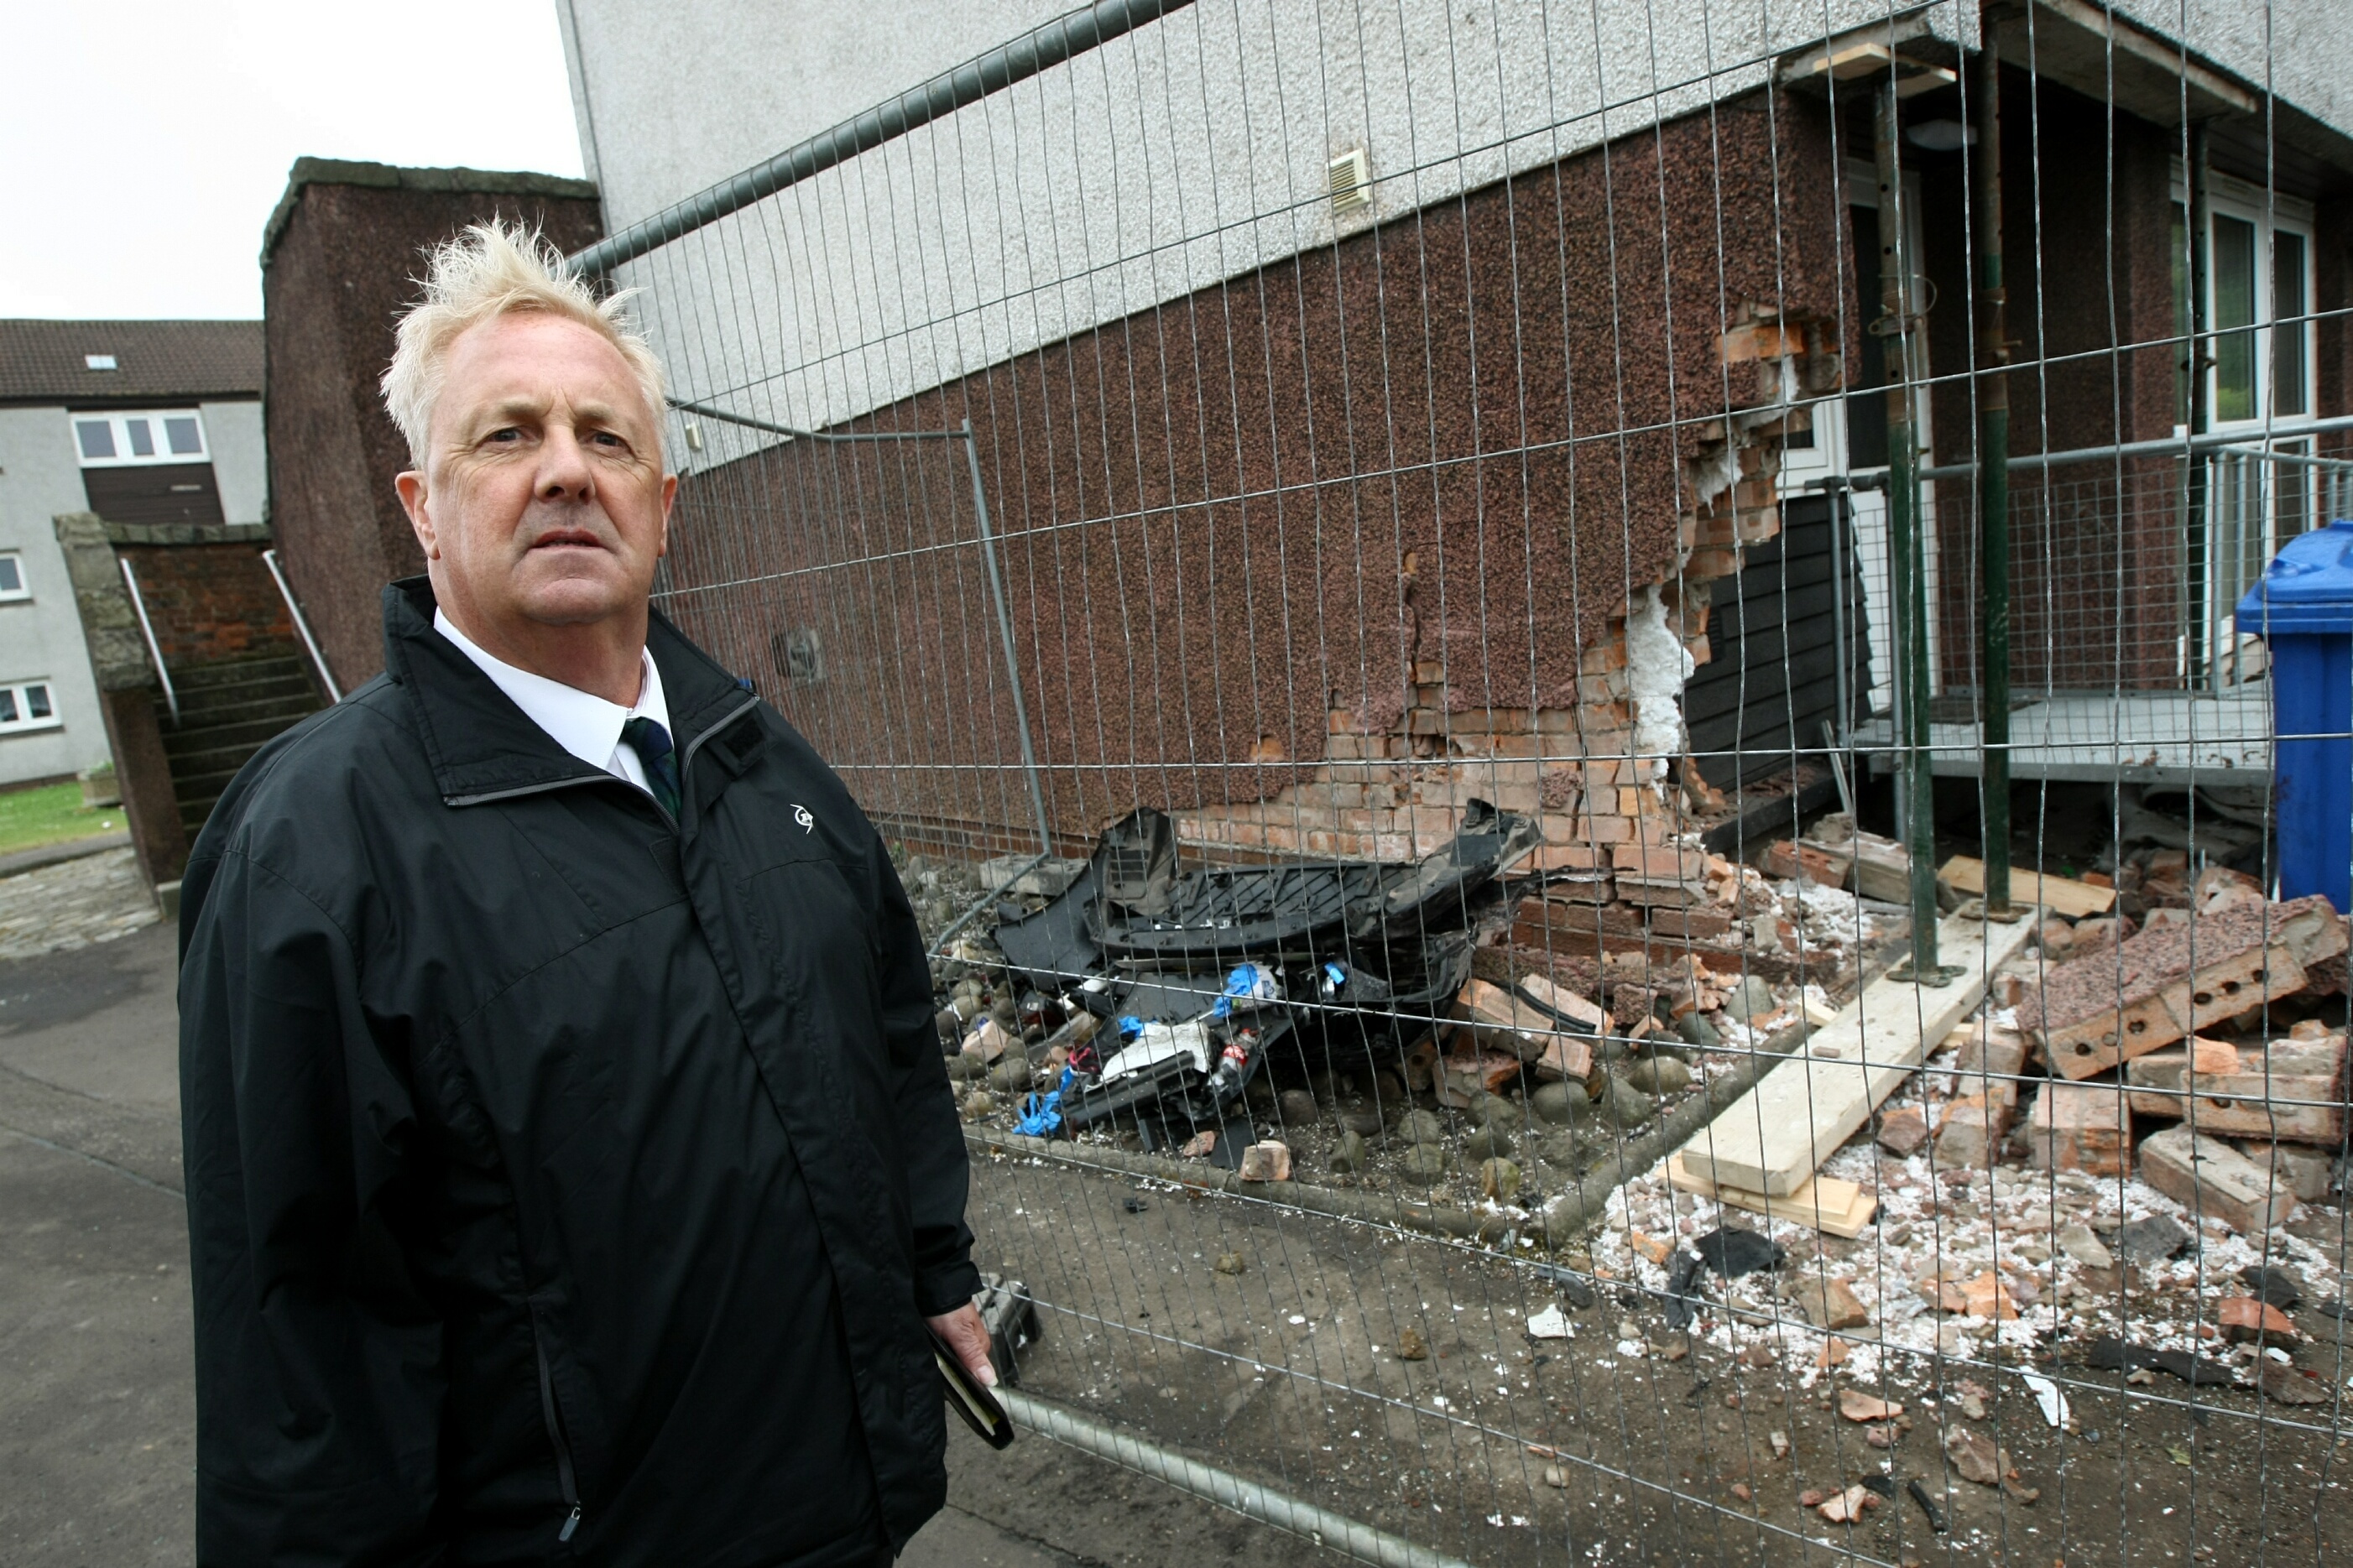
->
xmin=1526 ymin=1305 xmax=1575 ymax=1340
xmin=1585 ymin=1028 xmax=2348 ymax=1400
xmin=1624 ymin=584 xmax=1696 ymax=783
xmin=1687 ymin=442 xmax=1742 ymax=513
xmin=2020 ymin=1369 xmax=2069 ymax=1427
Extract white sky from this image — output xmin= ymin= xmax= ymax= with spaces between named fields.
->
xmin=3 ymin=2 xmax=585 ymax=320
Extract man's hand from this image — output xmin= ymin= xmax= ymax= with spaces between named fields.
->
xmin=926 ymin=1304 xmax=999 ymax=1388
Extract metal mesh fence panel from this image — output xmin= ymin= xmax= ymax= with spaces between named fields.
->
xmin=571 ymin=0 xmax=2353 ymax=1560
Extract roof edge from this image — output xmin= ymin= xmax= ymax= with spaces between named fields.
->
xmin=260 ymin=158 xmax=598 ymax=269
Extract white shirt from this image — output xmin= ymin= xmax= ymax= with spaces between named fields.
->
xmin=435 ymin=609 xmax=671 ymax=797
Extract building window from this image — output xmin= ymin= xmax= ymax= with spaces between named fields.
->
xmin=70 ymin=409 xmax=208 ymax=468
xmin=0 ymin=555 xmax=27 ymax=602
xmin=0 ymin=681 xmax=60 ymax=733
xmin=2169 ymin=175 xmax=2315 ymax=430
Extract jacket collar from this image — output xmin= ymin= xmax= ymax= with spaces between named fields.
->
xmin=380 ymin=576 xmax=755 ymax=805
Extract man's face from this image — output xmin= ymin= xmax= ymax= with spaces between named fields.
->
xmin=397 ymin=311 xmax=676 ymax=644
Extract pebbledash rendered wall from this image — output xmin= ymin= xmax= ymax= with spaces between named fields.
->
xmin=567 ymin=0 xmax=2353 ymax=862
xmin=655 ymin=92 xmax=1849 ymax=859
xmin=260 ymin=160 xmax=604 ymax=690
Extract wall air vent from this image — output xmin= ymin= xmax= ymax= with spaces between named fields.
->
xmin=1328 ymin=148 xmax=1372 ymax=216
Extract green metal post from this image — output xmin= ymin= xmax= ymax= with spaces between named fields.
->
xmin=2183 ymin=123 xmax=2213 ymax=685
xmin=1878 ymin=83 xmax=1951 ymax=980
xmin=1976 ymin=23 xmax=2013 ymax=916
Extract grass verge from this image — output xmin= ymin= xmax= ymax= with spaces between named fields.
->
xmin=0 ymin=781 xmax=125 ymax=857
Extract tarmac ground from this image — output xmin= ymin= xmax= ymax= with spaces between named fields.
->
xmin=0 ymin=921 xmax=1341 ymax=1567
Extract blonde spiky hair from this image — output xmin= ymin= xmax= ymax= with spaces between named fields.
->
xmin=379 ymin=219 xmax=666 ymax=468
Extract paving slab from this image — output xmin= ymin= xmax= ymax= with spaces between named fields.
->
xmin=0 ymin=848 xmax=159 ymax=962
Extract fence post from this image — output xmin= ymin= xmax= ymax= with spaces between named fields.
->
xmin=2183 ymin=122 xmax=2214 ymax=682
xmin=963 ymin=421 xmax=1055 ymax=857
xmin=1877 ymin=83 xmax=1954 ymax=982
xmin=1975 ymin=19 xmax=2013 ymax=916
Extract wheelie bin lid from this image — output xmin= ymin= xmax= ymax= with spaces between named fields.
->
xmin=2236 ymin=517 xmax=2353 ymax=636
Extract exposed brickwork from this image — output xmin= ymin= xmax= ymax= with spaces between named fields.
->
xmin=663 ymin=92 xmax=1851 ymax=859
xmin=114 ymin=543 xmax=293 ymax=668
xmin=1175 ymin=305 xmax=1830 ymax=867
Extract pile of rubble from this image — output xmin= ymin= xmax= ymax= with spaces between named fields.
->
xmin=1578 ymin=854 xmax=2350 ymax=1443
xmin=914 ymin=801 xmax=1910 ymax=1216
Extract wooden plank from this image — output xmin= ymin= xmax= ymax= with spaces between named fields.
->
xmin=1939 ymin=855 xmax=2115 ymax=918
xmin=1666 ymin=1153 xmax=1878 ymax=1238
xmin=1677 ymin=908 xmax=2040 ymax=1196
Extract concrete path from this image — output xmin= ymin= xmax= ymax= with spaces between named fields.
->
xmin=0 ymin=847 xmax=159 ymax=962
xmin=0 ymin=923 xmax=191 ymax=1566
xmin=0 ymin=922 xmax=1340 ymax=1567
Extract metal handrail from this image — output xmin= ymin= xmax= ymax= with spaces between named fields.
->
xmin=117 ymin=558 xmax=178 ymax=727
xmin=262 ymin=549 xmax=342 ymax=702
xmin=1809 ymin=411 xmax=2353 ymax=488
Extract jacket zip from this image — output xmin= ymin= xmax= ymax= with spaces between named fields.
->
xmin=451 ymin=687 xmax=764 ymax=1549
xmin=530 ymin=1315 xmax=585 ymax=1544
xmin=674 ymin=693 xmax=760 ymax=789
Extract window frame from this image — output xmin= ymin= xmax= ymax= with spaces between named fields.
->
xmin=2170 ymin=169 xmax=2318 ymax=433
xmin=0 ymin=554 xmax=29 ymax=603
xmin=0 ymin=680 xmax=63 ymax=734
xmin=70 ymin=409 xmax=210 ymax=468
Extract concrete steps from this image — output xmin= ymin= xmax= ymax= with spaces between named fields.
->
xmin=155 ymin=650 xmax=327 ymax=836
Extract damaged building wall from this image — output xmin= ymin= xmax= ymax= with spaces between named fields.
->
xmin=662 ymin=91 xmax=1848 ymax=860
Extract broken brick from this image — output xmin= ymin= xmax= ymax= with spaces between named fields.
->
xmin=1943 ymin=1427 xmax=2006 ymax=1487
xmin=2027 ymin=1080 xmax=2129 ymax=1177
xmin=2217 ymin=1295 xmax=2297 ymax=1341
xmin=1838 ymin=1390 xmax=1902 ymax=1423
xmin=1876 ymin=1107 xmax=1929 ymax=1158
xmin=2139 ymin=1124 xmax=2298 ymax=1234
xmin=1239 ymin=1141 xmax=1292 ymax=1182
xmin=1797 ymin=1279 xmax=1870 ymax=1331
xmin=1931 ymin=1095 xmax=2012 ymax=1170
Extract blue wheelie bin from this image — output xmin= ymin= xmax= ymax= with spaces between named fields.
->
xmin=2236 ymin=517 xmax=2353 ymax=914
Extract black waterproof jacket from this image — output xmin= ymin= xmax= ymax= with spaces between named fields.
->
xmin=180 ymin=579 xmax=979 ymax=1566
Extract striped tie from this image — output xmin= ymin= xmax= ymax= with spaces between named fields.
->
xmin=622 ymin=716 xmax=681 ymax=818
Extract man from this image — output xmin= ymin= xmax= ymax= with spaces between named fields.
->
xmin=180 ymin=221 xmax=992 ymax=1567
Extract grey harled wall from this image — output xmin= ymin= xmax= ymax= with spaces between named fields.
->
xmin=0 ymin=409 xmax=121 ymax=784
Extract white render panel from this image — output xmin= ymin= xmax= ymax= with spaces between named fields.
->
xmin=0 ymin=407 xmax=122 ymax=783
xmin=2108 ymin=0 xmax=2353 ymax=138
xmin=566 ymin=0 xmax=1975 ymax=446
xmin=564 ymin=0 xmax=2350 ymax=451
xmin=201 ymin=399 xmax=269 ymax=526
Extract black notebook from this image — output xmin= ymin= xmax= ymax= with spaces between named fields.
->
xmin=928 ymin=1326 xmax=1015 ymax=1449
